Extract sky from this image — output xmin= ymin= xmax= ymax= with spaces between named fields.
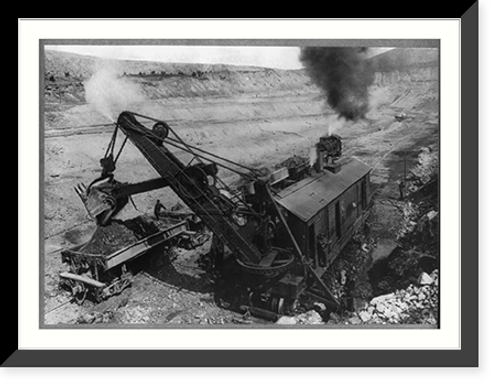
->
xmin=45 ymin=45 xmax=393 ymax=70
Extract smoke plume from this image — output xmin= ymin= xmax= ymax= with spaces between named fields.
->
xmin=84 ymin=60 xmax=145 ymax=122
xmin=300 ymin=47 xmax=375 ymax=121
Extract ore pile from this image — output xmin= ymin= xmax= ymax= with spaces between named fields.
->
xmin=80 ymin=216 xmax=160 ymax=256
xmin=351 ymin=269 xmax=439 ymax=325
xmin=122 ymin=216 xmax=159 ymax=237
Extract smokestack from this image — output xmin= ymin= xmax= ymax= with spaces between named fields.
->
xmin=315 ymin=149 xmax=324 ymax=172
xmin=300 ymin=47 xmax=375 ymax=121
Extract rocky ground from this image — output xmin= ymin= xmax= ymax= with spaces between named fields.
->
xmin=43 ymin=48 xmax=439 ymax=327
xmin=355 ymin=269 xmax=439 ymax=325
xmin=278 ymin=267 xmax=437 ymax=326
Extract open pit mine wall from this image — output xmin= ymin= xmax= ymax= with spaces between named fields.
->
xmin=373 ymin=65 xmax=439 ymax=86
xmin=44 ymin=68 xmax=316 ymax=106
xmin=132 ymin=65 xmax=439 ymax=102
xmin=45 ymin=64 xmax=439 ymax=105
xmin=45 ymin=64 xmax=438 ymax=111
xmin=44 ymin=47 xmax=440 ymax=133
xmin=137 ymin=69 xmax=316 ymax=98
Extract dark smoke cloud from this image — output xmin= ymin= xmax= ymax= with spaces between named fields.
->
xmin=300 ymin=47 xmax=375 ymax=121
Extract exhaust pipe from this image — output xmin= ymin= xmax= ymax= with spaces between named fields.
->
xmin=315 ymin=150 xmax=324 ymax=172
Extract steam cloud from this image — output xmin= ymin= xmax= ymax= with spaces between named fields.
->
xmin=300 ymin=47 xmax=375 ymax=121
xmin=309 ymin=146 xmax=318 ymax=167
xmin=327 ymin=114 xmax=346 ymax=136
xmin=84 ymin=60 xmax=145 ymax=122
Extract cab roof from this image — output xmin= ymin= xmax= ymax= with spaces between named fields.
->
xmin=275 ymin=157 xmax=371 ymax=222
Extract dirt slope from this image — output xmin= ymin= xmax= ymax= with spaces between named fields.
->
xmin=368 ymin=47 xmax=438 ymax=71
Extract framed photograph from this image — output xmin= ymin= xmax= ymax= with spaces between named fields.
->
xmin=10 ymin=12 xmax=477 ymax=367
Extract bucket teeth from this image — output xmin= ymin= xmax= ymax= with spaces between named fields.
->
xmin=74 ymin=183 xmax=87 ymax=197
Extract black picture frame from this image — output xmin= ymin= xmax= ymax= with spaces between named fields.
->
xmin=11 ymin=8 xmax=479 ymax=368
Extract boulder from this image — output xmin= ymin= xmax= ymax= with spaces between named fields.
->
xmin=427 ymin=210 xmax=438 ymax=221
xmin=397 ymin=301 xmax=409 ymax=311
xmin=276 ymin=316 xmax=297 ymax=325
xmin=80 ymin=313 xmax=95 ymax=324
xmin=419 ymin=272 xmax=434 ymax=285
xmin=416 ymin=210 xmax=439 ymax=233
xmin=313 ymin=302 xmax=327 ymax=312
xmin=353 ymin=298 xmax=369 ymax=312
xmin=358 ymin=310 xmax=372 ymax=323
xmin=370 ymin=293 xmax=395 ymax=305
xmin=296 ymin=310 xmax=324 ymax=325
xmin=374 ymin=301 xmax=387 ymax=313
xmin=276 ymin=310 xmax=324 ymax=325
xmin=382 ymin=306 xmax=400 ymax=320
xmin=372 ymin=239 xmax=398 ymax=264
xmin=329 ymin=312 xmax=342 ymax=324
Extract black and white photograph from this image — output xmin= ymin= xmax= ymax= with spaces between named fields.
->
xmin=42 ymin=40 xmax=440 ymax=329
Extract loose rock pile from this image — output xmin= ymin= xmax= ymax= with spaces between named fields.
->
xmin=276 ymin=310 xmax=324 ymax=325
xmin=408 ymin=147 xmax=438 ymax=192
xmin=76 ymin=310 xmax=115 ymax=324
xmin=351 ymin=269 xmax=439 ymax=325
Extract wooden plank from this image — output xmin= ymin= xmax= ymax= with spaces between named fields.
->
xmin=308 ymin=266 xmax=340 ymax=307
xmin=266 ymin=185 xmax=303 ymax=260
xmin=269 ymin=167 xmax=289 ymax=185
xmin=59 ymin=272 xmax=106 ymax=289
